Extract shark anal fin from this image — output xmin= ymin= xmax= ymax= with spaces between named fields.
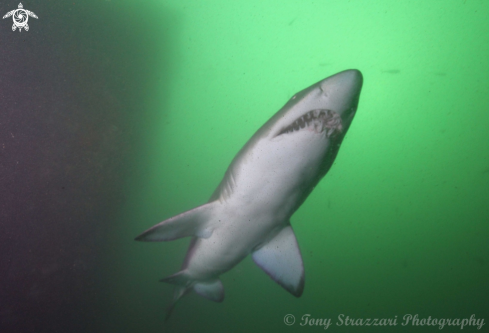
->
xmin=135 ymin=201 xmax=219 ymax=242
xmin=252 ymin=224 xmax=304 ymax=297
xmin=194 ymin=279 xmax=224 ymax=302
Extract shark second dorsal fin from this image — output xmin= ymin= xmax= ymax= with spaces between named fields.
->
xmin=135 ymin=201 xmax=219 ymax=242
xmin=252 ymin=224 xmax=305 ymax=297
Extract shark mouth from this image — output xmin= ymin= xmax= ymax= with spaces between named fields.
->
xmin=278 ymin=109 xmax=343 ymax=137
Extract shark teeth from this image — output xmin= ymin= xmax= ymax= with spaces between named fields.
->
xmin=279 ymin=109 xmax=343 ymax=137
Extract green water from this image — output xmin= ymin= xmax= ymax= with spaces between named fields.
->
xmin=107 ymin=1 xmax=488 ymax=331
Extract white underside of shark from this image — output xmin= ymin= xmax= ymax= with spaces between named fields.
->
xmin=135 ymin=69 xmax=363 ymax=319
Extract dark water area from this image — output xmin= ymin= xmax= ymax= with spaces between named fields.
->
xmin=0 ymin=1 xmax=178 ymax=332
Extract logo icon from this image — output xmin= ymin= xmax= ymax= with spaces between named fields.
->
xmin=284 ymin=314 xmax=296 ymax=326
xmin=3 ymin=3 xmax=38 ymax=32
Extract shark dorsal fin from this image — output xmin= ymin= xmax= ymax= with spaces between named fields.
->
xmin=252 ymin=224 xmax=304 ymax=297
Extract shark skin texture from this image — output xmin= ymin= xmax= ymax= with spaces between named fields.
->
xmin=135 ymin=69 xmax=364 ymax=320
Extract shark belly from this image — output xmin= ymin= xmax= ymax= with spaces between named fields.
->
xmin=185 ymin=131 xmax=331 ymax=280
xmin=183 ymin=213 xmax=272 ymax=280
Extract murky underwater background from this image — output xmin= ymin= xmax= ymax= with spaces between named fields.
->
xmin=1 ymin=0 xmax=488 ymax=332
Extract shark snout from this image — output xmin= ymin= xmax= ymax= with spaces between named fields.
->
xmin=319 ymin=69 xmax=363 ymax=119
xmin=267 ymin=69 xmax=363 ymax=139
xmin=320 ymin=69 xmax=363 ymax=94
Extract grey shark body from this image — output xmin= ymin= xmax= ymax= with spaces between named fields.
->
xmin=136 ymin=69 xmax=363 ymax=318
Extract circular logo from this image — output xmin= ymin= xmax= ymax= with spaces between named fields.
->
xmin=284 ymin=314 xmax=295 ymax=326
xmin=13 ymin=9 xmax=27 ymax=25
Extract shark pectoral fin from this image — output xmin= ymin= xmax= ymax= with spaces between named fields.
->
xmin=252 ymin=224 xmax=305 ymax=297
xmin=193 ymin=279 xmax=225 ymax=302
xmin=135 ymin=201 xmax=219 ymax=242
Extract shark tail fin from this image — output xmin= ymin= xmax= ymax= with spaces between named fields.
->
xmin=161 ymin=270 xmax=225 ymax=321
xmin=161 ymin=271 xmax=191 ymax=322
xmin=164 ymin=285 xmax=190 ymax=322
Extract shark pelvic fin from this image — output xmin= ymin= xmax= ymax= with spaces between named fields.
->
xmin=161 ymin=270 xmax=224 ymax=321
xmin=194 ymin=279 xmax=224 ymax=302
xmin=161 ymin=270 xmax=224 ymax=302
xmin=252 ymin=224 xmax=305 ymax=297
xmin=160 ymin=271 xmax=190 ymax=285
xmin=135 ymin=201 xmax=219 ymax=242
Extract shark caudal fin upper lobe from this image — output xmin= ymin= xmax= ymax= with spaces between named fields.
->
xmin=161 ymin=270 xmax=224 ymax=321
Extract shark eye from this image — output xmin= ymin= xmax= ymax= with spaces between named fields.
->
xmin=319 ymin=85 xmax=328 ymax=97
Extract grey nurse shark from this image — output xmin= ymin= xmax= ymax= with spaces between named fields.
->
xmin=136 ymin=69 xmax=363 ymax=319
